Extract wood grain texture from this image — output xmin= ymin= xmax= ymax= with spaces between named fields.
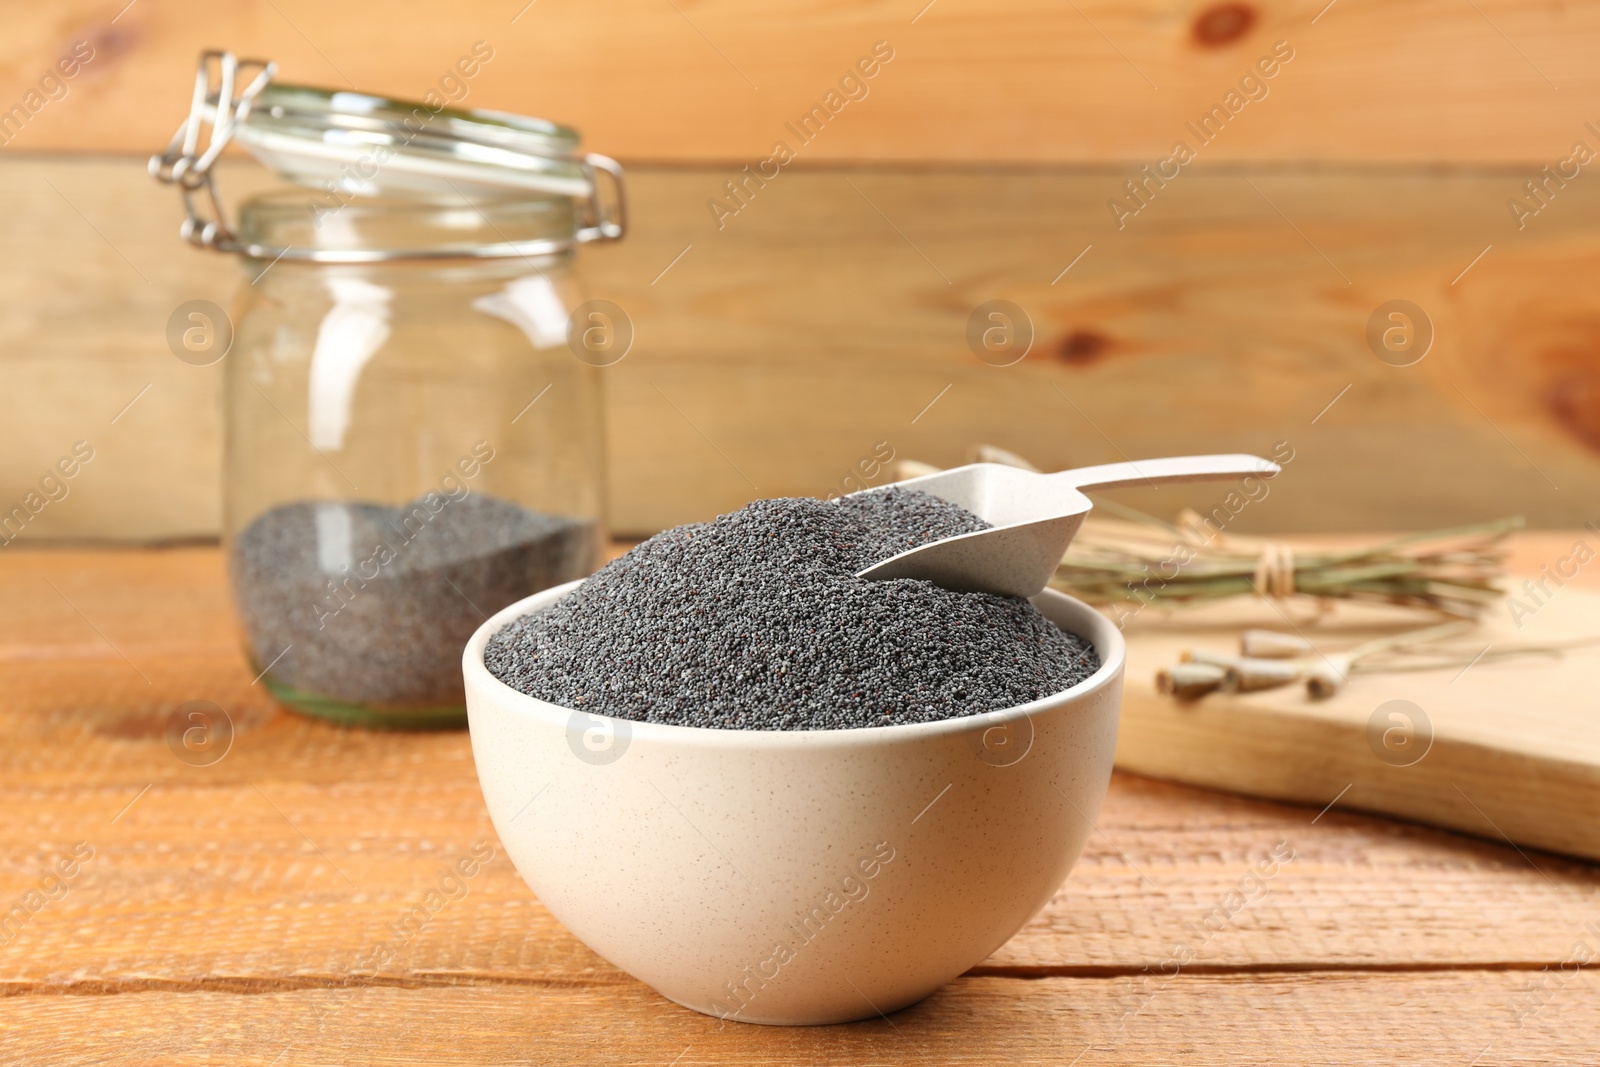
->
xmin=4 ymin=975 xmax=1600 ymax=1066
xmin=1 ymin=547 xmax=1598 ymax=1064
xmin=4 ymin=158 xmax=1600 ymax=540
xmin=0 ymin=0 xmax=1597 ymax=163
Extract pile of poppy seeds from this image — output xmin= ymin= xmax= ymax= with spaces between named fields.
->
xmin=484 ymin=488 xmax=1100 ymax=731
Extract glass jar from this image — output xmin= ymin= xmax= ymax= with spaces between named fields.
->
xmin=152 ymin=54 xmax=624 ymax=728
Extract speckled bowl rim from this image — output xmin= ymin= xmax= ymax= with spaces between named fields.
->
xmin=463 ymin=578 xmax=1126 ymax=751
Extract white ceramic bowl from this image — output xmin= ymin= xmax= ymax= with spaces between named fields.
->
xmin=463 ymin=580 xmax=1125 ymax=1025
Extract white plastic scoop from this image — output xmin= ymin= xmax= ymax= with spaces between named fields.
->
xmin=853 ymin=453 xmax=1280 ymax=598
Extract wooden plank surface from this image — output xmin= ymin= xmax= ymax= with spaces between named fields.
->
xmin=1 ymin=0 xmax=1597 ymax=163
xmin=5 ymin=158 xmax=1600 ymax=541
xmin=6 ymin=975 xmax=1600 ymax=1066
xmin=2 ymin=545 xmax=1598 ymax=1065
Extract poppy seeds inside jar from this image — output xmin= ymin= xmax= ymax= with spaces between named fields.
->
xmin=233 ymin=493 xmax=599 ymax=710
xmin=483 ymin=487 xmax=1100 ymax=730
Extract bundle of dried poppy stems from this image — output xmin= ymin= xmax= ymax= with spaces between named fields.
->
xmin=1056 ymin=509 xmax=1519 ymax=619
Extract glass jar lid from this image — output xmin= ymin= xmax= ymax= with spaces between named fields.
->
xmin=239 ymin=84 xmax=594 ymax=199
xmin=150 ymin=51 xmax=625 ymax=262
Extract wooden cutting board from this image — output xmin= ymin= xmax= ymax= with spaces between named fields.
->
xmin=1114 ymin=535 xmax=1600 ymax=861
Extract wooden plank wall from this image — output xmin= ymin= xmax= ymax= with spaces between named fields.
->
xmin=4 ymin=0 xmax=1598 ymax=162
xmin=3 ymin=1 xmax=1598 ymax=538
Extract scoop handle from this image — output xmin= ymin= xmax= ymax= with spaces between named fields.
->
xmin=1056 ymin=453 xmax=1280 ymax=493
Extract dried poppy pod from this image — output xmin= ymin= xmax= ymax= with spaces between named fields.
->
xmin=1223 ymin=658 xmax=1306 ymax=692
xmin=1239 ymin=629 xmax=1316 ymax=659
xmin=1156 ymin=662 xmax=1227 ymax=699
xmin=1305 ymin=657 xmax=1353 ymax=700
xmin=1182 ymin=649 xmax=1243 ymax=670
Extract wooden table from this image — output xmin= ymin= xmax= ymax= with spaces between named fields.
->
xmin=2 ymin=546 xmax=1597 ymax=1066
